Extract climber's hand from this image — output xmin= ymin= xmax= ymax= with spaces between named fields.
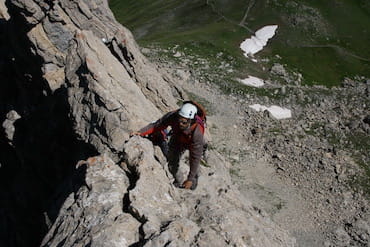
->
xmin=182 ymin=180 xmax=193 ymax=190
xmin=129 ymin=131 xmax=140 ymax=137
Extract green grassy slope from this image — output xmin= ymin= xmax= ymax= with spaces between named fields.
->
xmin=109 ymin=0 xmax=370 ymax=87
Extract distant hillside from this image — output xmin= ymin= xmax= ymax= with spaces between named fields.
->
xmin=110 ymin=0 xmax=370 ymax=86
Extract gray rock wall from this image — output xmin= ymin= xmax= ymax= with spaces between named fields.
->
xmin=9 ymin=0 xmax=180 ymax=157
xmin=41 ymin=154 xmax=141 ymax=247
xmin=42 ymin=137 xmax=295 ymax=246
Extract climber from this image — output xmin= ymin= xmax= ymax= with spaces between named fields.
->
xmin=130 ymin=102 xmax=206 ymax=190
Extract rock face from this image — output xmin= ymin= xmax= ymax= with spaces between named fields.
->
xmin=1 ymin=0 xmax=295 ymax=246
xmin=42 ymin=137 xmax=295 ymax=246
xmin=0 ymin=0 xmax=9 ymax=20
xmin=10 ymin=0 xmax=178 ymax=157
xmin=41 ymin=154 xmax=141 ymax=247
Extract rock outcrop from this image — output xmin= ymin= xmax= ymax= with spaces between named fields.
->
xmin=10 ymin=0 xmax=179 ymax=157
xmin=42 ymin=137 xmax=295 ymax=246
xmin=1 ymin=0 xmax=295 ymax=246
xmin=0 ymin=0 xmax=9 ymax=20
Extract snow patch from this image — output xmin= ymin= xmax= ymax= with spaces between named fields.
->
xmin=240 ymin=25 xmax=278 ymax=57
xmin=249 ymin=104 xmax=292 ymax=120
xmin=173 ymin=51 xmax=182 ymax=57
xmin=239 ymin=76 xmax=264 ymax=87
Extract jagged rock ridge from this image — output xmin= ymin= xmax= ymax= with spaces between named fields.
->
xmin=1 ymin=0 xmax=295 ymax=246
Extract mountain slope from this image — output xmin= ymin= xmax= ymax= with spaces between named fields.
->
xmin=0 ymin=0 xmax=295 ymax=246
xmin=110 ymin=0 xmax=370 ymax=86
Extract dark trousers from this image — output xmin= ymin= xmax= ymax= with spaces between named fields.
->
xmin=166 ymin=138 xmax=201 ymax=190
xmin=166 ymin=139 xmax=185 ymax=181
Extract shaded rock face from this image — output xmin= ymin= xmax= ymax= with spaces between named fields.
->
xmin=1 ymin=3 xmax=99 ymax=247
xmin=1 ymin=0 xmax=295 ymax=246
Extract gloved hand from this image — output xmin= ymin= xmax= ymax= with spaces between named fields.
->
xmin=182 ymin=180 xmax=193 ymax=189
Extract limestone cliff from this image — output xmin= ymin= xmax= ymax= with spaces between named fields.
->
xmin=0 ymin=0 xmax=295 ymax=246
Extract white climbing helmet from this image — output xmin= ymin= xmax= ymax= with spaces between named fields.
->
xmin=178 ymin=103 xmax=197 ymax=119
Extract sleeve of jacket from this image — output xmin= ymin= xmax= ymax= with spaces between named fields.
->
xmin=139 ymin=111 xmax=176 ymax=136
xmin=187 ymin=125 xmax=205 ymax=182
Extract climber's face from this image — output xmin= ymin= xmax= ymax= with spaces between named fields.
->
xmin=178 ymin=117 xmax=191 ymax=130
